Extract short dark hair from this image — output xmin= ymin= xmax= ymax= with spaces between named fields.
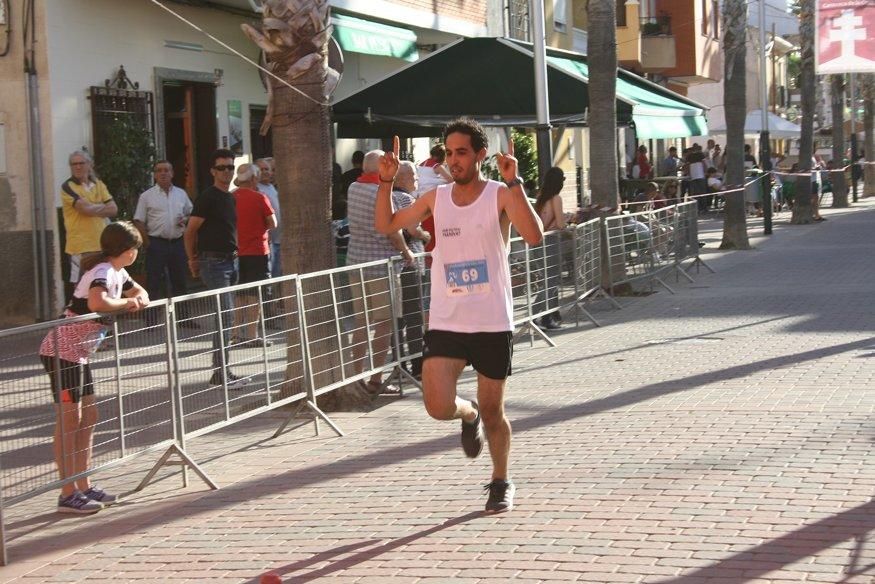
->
xmin=443 ymin=118 xmax=488 ymax=152
xmin=210 ymin=149 xmax=236 ymax=167
xmin=351 ymin=150 xmax=365 ymax=165
xmin=668 ymin=146 xmax=677 ymax=152
xmin=153 ymin=159 xmax=172 ymax=171
xmin=429 ymin=144 xmax=446 ymax=162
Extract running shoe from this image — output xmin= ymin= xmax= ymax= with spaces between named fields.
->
xmin=461 ymin=400 xmax=483 ymax=458
xmin=484 ymin=479 xmax=515 ymax=513
xmin=57 ymin=491 xmax=102 ymax=515
xmin=82 ymin=485 xmax=118 ymax=506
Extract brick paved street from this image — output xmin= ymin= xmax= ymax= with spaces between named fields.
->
xmin=2 ymin=201 xmax=874 ymax=583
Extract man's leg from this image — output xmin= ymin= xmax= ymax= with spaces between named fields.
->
xmin=145 ymin=239 xmax=168 ymax=302
xmin=167 ymin=240 xmax=193 ymax=321
xmin=421 ymin=356 xmax=473 ymax=421
xmin=476 ymin=373 xmax=510 ymax=481
xmin=167 ymin=240 xmax=189 ymax=296
xmin=367 ymin=319 xmax=393 ymax=385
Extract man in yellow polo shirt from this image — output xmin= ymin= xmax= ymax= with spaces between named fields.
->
xmin=61 ymin=151 xmax=117 ymax=294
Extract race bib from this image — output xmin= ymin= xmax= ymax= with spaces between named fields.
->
xmin=445 ymin=259 xmax=490 ymax=296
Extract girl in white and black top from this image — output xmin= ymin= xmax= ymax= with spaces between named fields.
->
xmin=39 ymin=222 xmax=149 ymax=515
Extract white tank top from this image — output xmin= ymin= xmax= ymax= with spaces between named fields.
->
xmin=429 ymin=180 xmax=513 ymax=333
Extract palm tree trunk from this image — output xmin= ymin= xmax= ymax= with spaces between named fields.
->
xmin=792 ymin=0 xmax=815 ymax=224
xmin=862 ymin=74 xmax=875 ymax=197
xmin=586 ymin=0 xmax=623 ymax=290
xmin=830 ymin=75 xmax=848 ymax=207
xmin=587 ymin=0 xmax=619 ymax=208
xmin=719 ymin=0 xmax=751 ymax=249
xmin=244 ymin=1 xmax=369 ymax=408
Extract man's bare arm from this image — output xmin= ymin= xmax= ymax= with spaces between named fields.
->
xmin=500 ymin=184 xmax=543 ymax=245
xmin=374 ymin=136 xmax=434 ymax=234
xmin=73 ymin=199 xmax=117 ymax=218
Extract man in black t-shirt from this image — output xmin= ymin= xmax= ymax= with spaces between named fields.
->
xmin=339 ymin=150 xmax=364 ymax=199
xmin=184 ymin=149 xmax=247 ymax=389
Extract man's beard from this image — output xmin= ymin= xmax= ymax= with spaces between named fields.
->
xmin=453 ymin=168 xmax=480 ymax=185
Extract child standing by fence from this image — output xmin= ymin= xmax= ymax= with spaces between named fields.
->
xmin=39 ymin=221 xmax=149 ymax=514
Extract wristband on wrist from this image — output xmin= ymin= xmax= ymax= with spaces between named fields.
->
xmin=379 ymin=176 xmax=395 ymax=183
xmin=505 ymin=177 xmax=523 ymax=188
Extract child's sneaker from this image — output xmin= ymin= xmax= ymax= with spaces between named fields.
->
xmin=57 ymin=491 xmax=102 ymax=515
xmin=82 ymin=486 xmax=118 ymax=506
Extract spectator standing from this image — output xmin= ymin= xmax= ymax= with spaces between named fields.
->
xmin=533 ymin=167 xmax=566 ymax=331
xmin=418 ymin=143 xmax=454 ymax=188
xmin=633 ymin=145 xmax=652 ymax=179
xmin=744 ymin=144 xmax=758 ymax=169
xmin=233 ymin=163 xmax=277 ymax=345
xmin=686 ymin=146 xmax=708 ymax=212
xmin=339 ymin=150 xmax=365 ymax=199
xmin=393 ymin=161 xmax=431 ymax=379
xmin=133 ymin=161 xmax=193 ymax=325
xmin=39 ymin=222 xmax=148 ymax=514
xmin=255 ymin=158 xmax=282 ymax=278
xmin=661 ymin=146 xmax=681 ymax=176
xmin=346 ymin=150 xmax=414 ymax=394
xmin=184 ymin=149 xmax=246 ymax=389
xmin=61 ymin=150 xmax=118 ymax=301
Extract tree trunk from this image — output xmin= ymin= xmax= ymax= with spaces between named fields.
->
xmin=244 ymin=1 xmax=370 ymax=408
xmin=719 ymin=0 xmax=751 ymax=250
xmin=586 ymin=0 xmax=625 ymax=290
xmin=792 ymin=0 xmax=815 ymax=224
xmin=830 ymin=75 xmax=848 ymax=207
xmin=587 ymin=0 xmax=619 ymax=209
xmin=862 ymin=74 xmax=875 ymax=197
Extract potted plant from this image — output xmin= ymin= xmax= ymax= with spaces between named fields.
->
xmin=94 ymin=115 xmax=156 ymax=285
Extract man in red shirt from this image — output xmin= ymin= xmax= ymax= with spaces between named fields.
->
xmin=233 ymin=163 xmax=277 ymax=347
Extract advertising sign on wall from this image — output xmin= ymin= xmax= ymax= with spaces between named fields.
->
xmin=816 ymin=0 xmax=875 ymax=74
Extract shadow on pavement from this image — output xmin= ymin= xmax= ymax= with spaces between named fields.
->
xmin=656 ymin=500 xmax=875 ymax=583
xmin=243 ymin=511 xmax=484 ymax=583
xmin=7 ymin=334 xmax=874 ymax=568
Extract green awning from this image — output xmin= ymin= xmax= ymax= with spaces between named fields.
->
xmin=331 ymin=14 xmax=418 ymax=63
xmin=331 ymin=37 xmax=708 ymax=139
xmin=546 ymin=55 xmax=708 ymax=139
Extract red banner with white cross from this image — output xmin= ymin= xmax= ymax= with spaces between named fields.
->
xmin=816 ymin=0 xmax=875 ymax=74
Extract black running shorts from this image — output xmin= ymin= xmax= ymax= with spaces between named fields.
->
xmin=40 ymin=356 xmax=95 ymax=404
xmin=423 ymin=329 xmax=514 ymax=380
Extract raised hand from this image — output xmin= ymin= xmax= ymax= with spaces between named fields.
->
xmin=379 ymin=135 xmax=401 ymax=182
xmin=495 ymin=136 xmax=519 ymax=183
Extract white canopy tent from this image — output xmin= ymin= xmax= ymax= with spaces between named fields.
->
xmin=709 ymin=110 xmax=801 ymax=138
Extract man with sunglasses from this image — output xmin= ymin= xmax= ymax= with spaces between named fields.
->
xmin=184 ymin=149 xmax=247 ymax=389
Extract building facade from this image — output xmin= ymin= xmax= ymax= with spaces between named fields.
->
xmin=0 ymin=0 xmax=500 ymax=325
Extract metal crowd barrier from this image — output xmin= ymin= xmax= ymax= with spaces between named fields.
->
xmin=0 ymin=302 xmax=182 ymax=566
xmin=0 ymin=209 xmax=709 ymax=565
xmin=603 ymin=202 xmax=713 ymax=298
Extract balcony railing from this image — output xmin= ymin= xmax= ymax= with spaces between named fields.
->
xmin=640 ymin=15 xmax=671 ymax=37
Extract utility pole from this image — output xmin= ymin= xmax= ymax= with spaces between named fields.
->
xmin=759 ymin=0 xmax=772 ymax=234
xmin=531 ymin=0 xmax=553 ymax=185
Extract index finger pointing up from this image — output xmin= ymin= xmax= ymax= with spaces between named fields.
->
xmin=507 ymin=135 xmax=514 ymax=158
xmin=393 ymin=135 xmax=400 ymax=158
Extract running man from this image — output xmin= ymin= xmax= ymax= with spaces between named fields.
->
xmin=374 ymin=119 xmax=543 ymax=512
